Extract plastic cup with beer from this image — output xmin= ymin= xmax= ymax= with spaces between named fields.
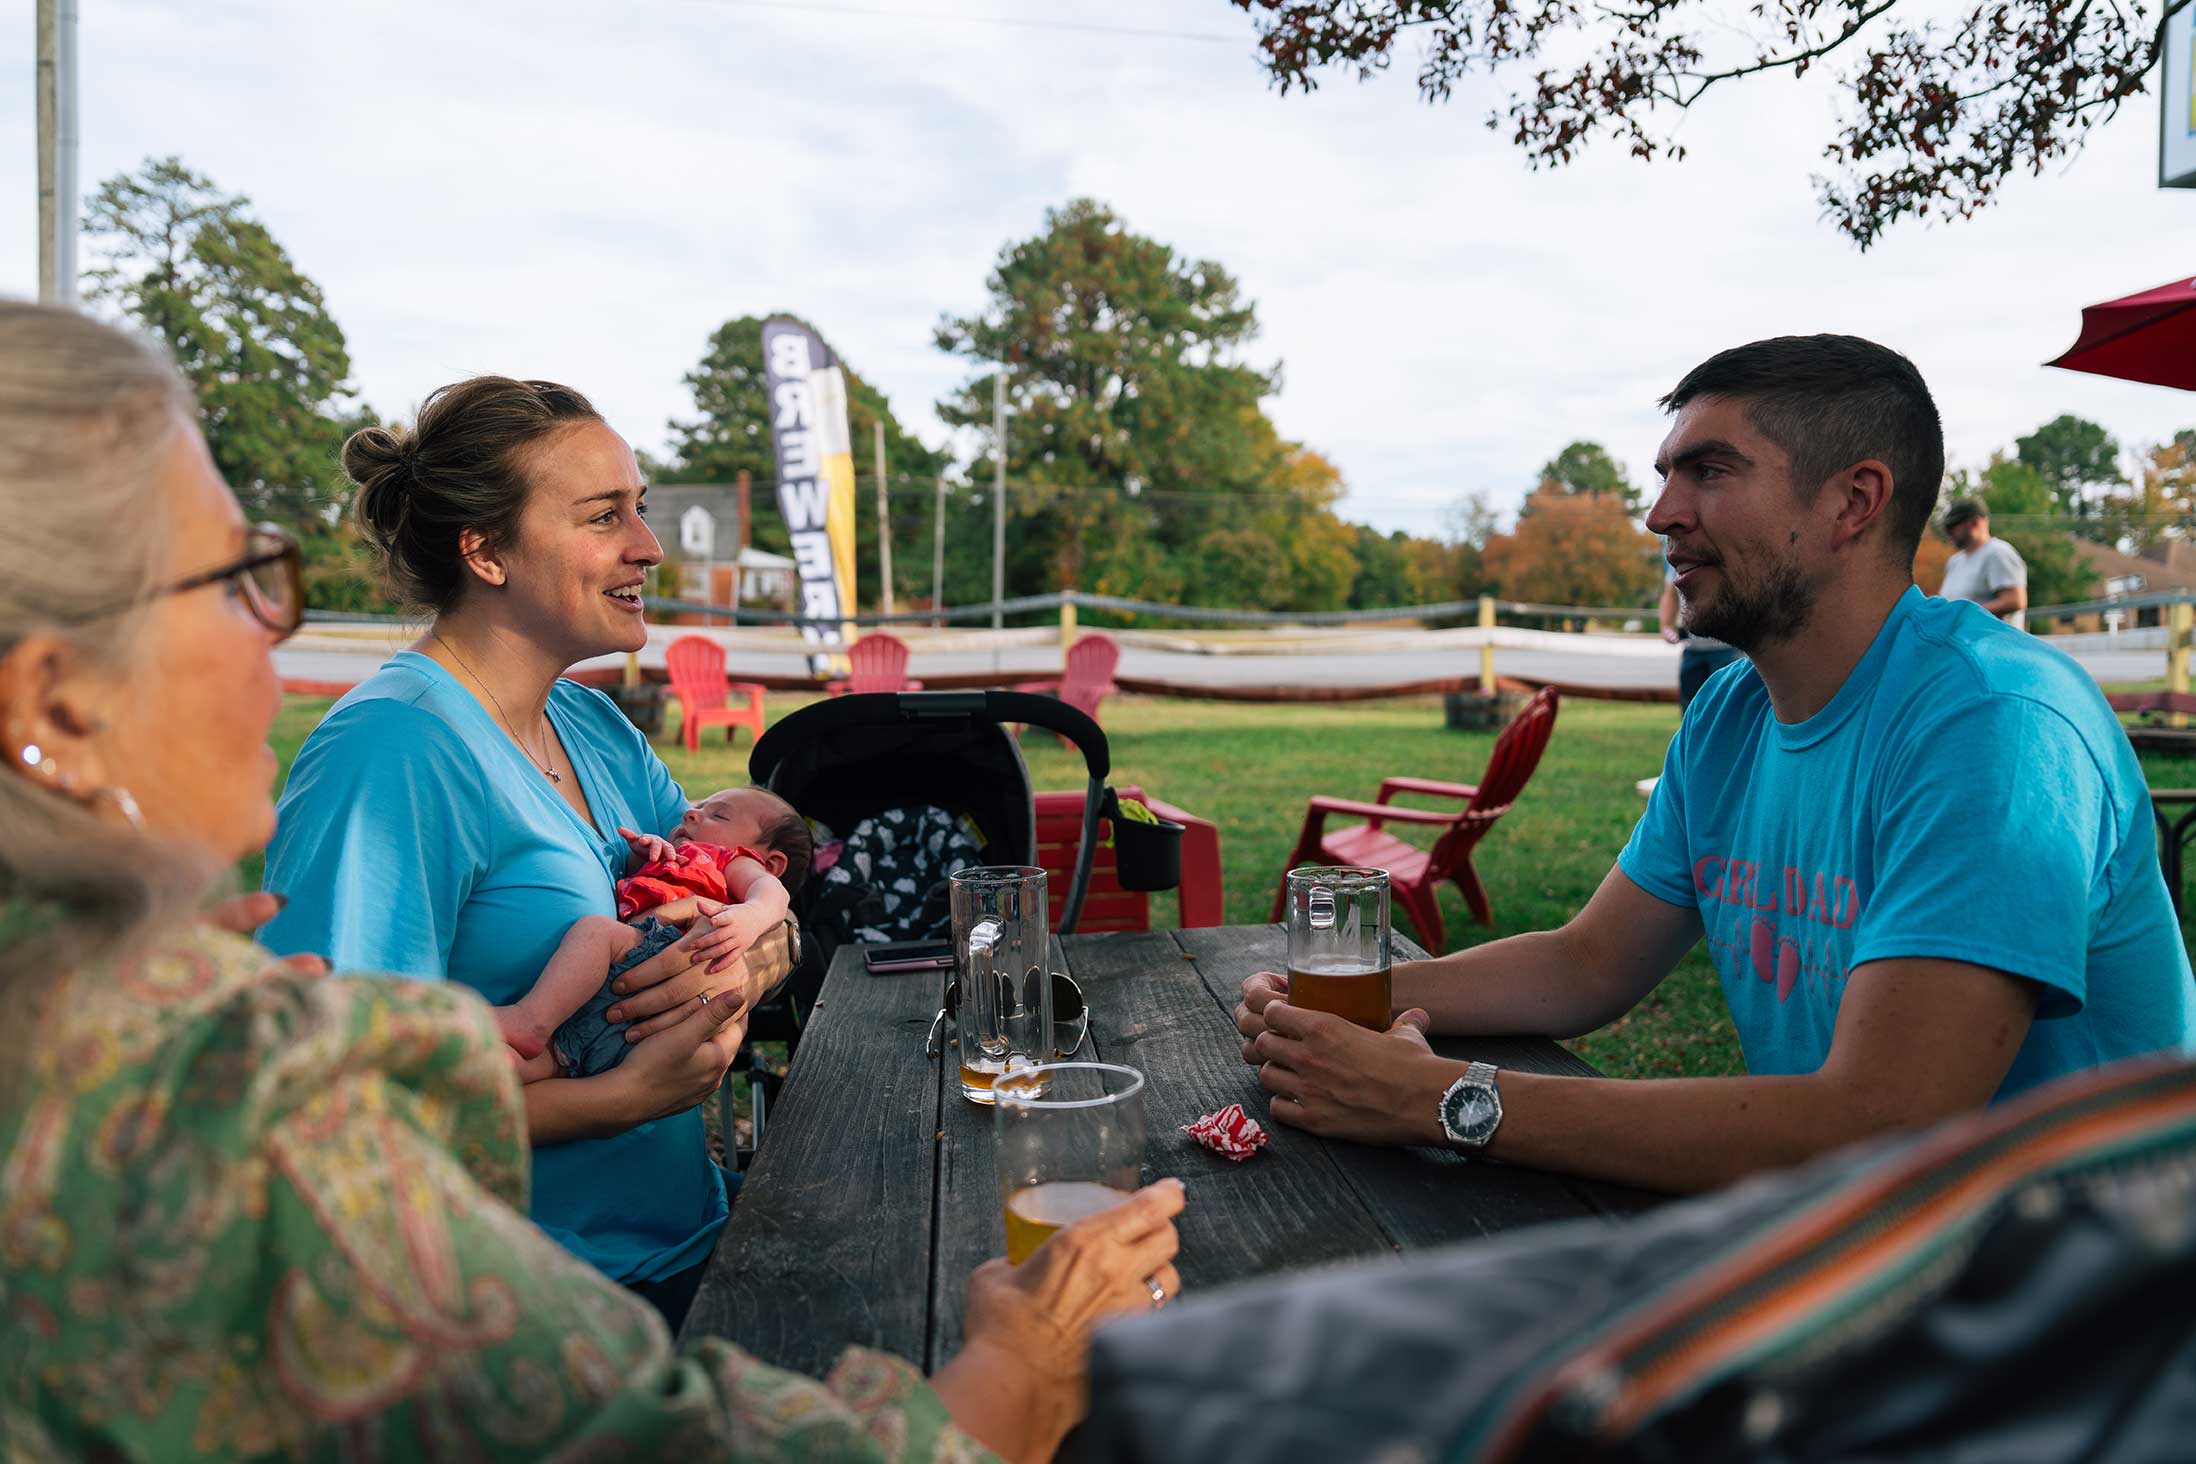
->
xmin=994 ymin=1061 xmax=1147 ymax=1265
xmin=950 ymin=865 xmax=1054 ymax=1105
xmin=1284 ymin=864 xmax=1392 ymax=1028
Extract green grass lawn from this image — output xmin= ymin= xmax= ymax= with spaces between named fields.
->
xmin=262 ymin=690 xmax=2196 ymax=1085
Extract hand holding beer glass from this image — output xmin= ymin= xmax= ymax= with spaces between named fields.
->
xmin=1284 ymin=865 xmax=1392 ymax=1028
xmin=995 ymin=1062 xmax=1147 ymax=1265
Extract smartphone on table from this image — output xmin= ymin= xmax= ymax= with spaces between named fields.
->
xmin=862 ymin=940 xmax=955 ymax=975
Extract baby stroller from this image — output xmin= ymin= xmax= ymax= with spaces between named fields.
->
xmin=732 ymin=691 xmax=1162 ymax=1159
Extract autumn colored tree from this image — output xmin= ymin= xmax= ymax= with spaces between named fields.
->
xmin=1482 ymin=487 xmax=1661 ymax=606
xmin=1229 ymin=0 xmax=2175 ymax=248
xmin=2099 ymin=431 xmax=2196 ymax=551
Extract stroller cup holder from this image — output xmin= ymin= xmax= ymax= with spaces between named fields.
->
xmin=1104 ymin=786 xmax=1185 ymax=893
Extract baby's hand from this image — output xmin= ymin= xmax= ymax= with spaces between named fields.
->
xmin=617 ymin=826 xmax=678 ymax=871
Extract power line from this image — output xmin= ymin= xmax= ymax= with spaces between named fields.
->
xmin=692 ymin=0 xmax=1239 ymax=44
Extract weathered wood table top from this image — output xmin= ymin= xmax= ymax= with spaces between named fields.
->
xmin=682 ymin=923 xmax=1662 ymax=1373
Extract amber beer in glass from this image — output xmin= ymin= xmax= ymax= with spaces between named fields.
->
xmin=951 ymin=866 xmax=1052 ymax=1105
xmin=1284 ymin=865 xmax=1392 ymax=1029
xmin=995 ymin=1062 xmax=1147 ymax=1264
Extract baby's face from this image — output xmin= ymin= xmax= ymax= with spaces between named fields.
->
xmin=678 ymin=788 xmax=776 ymax=852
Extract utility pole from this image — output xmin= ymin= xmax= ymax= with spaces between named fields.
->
xmin=873 ymin=418 xmax=895 ymax=616
xmin=931 ymin=473 xmax=947 ymax=628
xmin=35 ymin=0 xmax=79 ymax=305
xmin=991 ymin=370 xmax=1007 ymax=630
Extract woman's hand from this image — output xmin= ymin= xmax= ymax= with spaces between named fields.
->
xmin=606 ymin=985 xmax=751 ymax=1125
xmin=604 ymin=913 xmax=748 ymax=1036
xmin=935 ymin=1179 xmax=1187 ymax=1463
xmin=208 ymin=891 xmax=328 ymax=978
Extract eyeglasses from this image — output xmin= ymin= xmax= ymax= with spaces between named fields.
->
xmin=74 ymin=524 xmax=305 ymax=641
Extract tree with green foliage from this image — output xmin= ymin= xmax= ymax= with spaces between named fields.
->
xmin=1349 ymin=526 xmax=1413 ymax=608
xmin=659 ymin=314 xmax=945 ymax=608
xmin=84 ymin=157 xmax=367 ymax=528
xmin=935 ymin=199 xmax=1347 ymax=604
xmin=2014 ymin=414 xmax=2124 ymax=534
xmin=1539 ymin=441 xmax=1641 ymax=514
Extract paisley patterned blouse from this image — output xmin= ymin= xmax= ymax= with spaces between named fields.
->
xmin=0 ymin=919 xmax=992 ymax=1462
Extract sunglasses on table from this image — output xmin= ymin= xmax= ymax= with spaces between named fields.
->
xmin=75 ymin=524 xmax=306 ymax=640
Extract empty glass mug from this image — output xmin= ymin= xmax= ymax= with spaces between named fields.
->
xmin=1284 ymin=865 xmax=1392 ymax=1029
xmin=950 ymin=865 xmax=1054 ymax=1104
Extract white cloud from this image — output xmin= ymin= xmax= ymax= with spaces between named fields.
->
xmin=6 ymin=0 xmax=2196 ymax=540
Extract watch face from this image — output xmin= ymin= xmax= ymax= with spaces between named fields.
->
xmin=1445 ymin=1080 xmax=1500 ymax=1143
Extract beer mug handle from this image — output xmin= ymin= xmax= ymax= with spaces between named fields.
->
xmin=1307 ymin=884 xmax=1336 ymax=930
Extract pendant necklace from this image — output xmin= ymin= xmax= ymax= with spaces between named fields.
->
xmin=434 ymin=634 xmax=562 ymax=784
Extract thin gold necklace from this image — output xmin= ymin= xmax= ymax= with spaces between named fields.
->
xmin=433 ymin=633 xmax=562 ymax=784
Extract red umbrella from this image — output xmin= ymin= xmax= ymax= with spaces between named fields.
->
xmin=2048 ymin=276 xmax=2196 ymax=390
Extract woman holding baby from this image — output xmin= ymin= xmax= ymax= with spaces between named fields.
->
xmin=0 ymin=303 xmax=1180 ymax=1461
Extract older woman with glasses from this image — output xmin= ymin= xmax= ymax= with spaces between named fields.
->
xmin=0 ymin=302 xmax=1183 ymax=1462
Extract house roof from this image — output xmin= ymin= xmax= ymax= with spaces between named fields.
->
xmin=2070 ymin=538 xmax=2196 ymax=596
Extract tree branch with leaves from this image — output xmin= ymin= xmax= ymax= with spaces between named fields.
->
xmin=1231 ymin=0 xmax=2191 ymax=247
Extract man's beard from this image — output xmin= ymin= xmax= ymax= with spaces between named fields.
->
xmin=1683 ymin=552 xmax=1816 ymax=652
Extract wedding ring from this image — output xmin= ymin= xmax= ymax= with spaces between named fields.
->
xmin=698 ymin=992 xmax=713 ymax=1006
xmin=1145 ymin=1274 xmax=1167 ymax=1309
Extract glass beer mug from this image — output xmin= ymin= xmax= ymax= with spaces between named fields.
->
xmin=1284 ymin=865 xmax=1392 ymax=1029
xmin=950 ymin=865 xmax=1054 ymax=1104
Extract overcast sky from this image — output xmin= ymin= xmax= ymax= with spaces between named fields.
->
xmin=7 ymin=0 xmax=2196 ymax=537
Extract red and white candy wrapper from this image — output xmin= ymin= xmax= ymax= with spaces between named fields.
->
xmin=1180 ymin=1103 xmax=1269 ymax=1161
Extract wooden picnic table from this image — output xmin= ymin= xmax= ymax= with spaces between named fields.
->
xmin=681 ymin=923 xmax=1665 ymax=1375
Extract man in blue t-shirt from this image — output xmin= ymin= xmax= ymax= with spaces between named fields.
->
xmin=1237 ymin=335 xmax=2196 ymax=1195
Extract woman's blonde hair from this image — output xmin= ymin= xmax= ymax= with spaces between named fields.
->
xmin=0 ymin=301 xmax=213 ymax=981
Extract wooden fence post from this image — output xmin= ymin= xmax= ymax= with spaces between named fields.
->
xmin=1478 ymin=595 xmax=1497 ymax=695
xmin=1060 ymin=592 xmax=1078 ymax=653
xmin=2171 ymin=599 xmax=2192 ymax=729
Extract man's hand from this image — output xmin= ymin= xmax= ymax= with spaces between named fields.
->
xmin=1234 ymin=970 xmax=1290 ymax=1064
xmin=616 ymin=825 xmax=678 ymax=871
xmin=1251 ymin=1000 xmax=1446 ymax=1147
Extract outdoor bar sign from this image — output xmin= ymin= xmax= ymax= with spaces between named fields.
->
xmin=2165 ymin=0 xmax=2196 ymax=189
xmin=761 ymin=316 xmax=859 ymax=666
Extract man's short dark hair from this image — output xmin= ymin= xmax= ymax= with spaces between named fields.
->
xmin=1942 ymin=498 xmax=1987 ymax=531
xmin=1660 ymin=335 xmax=1944 ymax=561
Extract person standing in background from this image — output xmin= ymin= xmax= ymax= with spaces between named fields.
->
xmin=1637 ymin=556 xmax=1747 ymax=795
xmin=1939 ymin=498 xmax=2028 ymax=629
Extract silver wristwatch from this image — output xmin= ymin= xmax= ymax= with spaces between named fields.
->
xmin=1438 ymin=1062 xmax=1503 ymax=1149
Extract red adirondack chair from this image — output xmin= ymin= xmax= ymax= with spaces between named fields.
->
xmin=665 ymin=635 xmax=768 ymax=754
xmin=1015 ymin=634 xmax=1121 ymax=725
xmin=1271 ymin=686 xmax=1559 ymax=952
xmin=824 ymin=632 xmax=925 ymax=696
xmin=1034 ymin=786 xmax=1223 ymax=933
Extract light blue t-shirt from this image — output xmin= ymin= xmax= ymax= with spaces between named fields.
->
xmin=1620 ymin=587 xmax=2195 ymax=1099
xmin=259 ymin=651 xmax=723 ymax=1284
